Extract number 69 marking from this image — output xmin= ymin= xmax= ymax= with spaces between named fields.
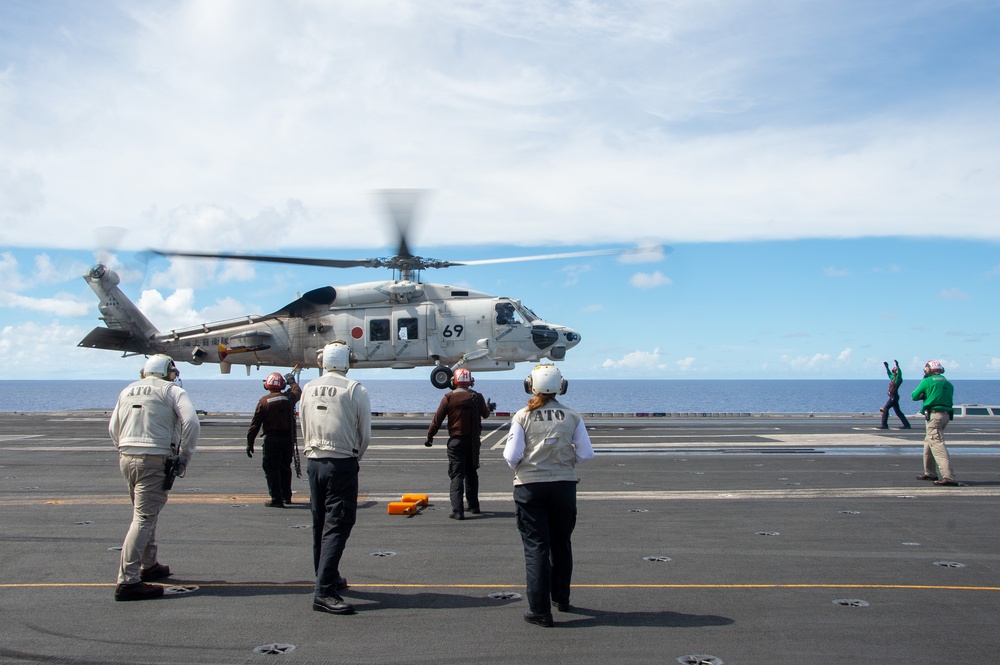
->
xmin=442 ymin=325 xmax=464 ymax=338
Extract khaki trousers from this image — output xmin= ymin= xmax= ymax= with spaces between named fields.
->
xmin=922 ymin=411 xmax=956 ymax=482
xmin=118 ymin=454 xmax=169 ymax=584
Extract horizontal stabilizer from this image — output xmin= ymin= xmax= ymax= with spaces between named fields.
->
xmin=78 ymin=327 xmax=143 ymax=352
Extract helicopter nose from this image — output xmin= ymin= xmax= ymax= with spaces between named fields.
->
xmin=546 ymin=329 xmax=581 ymax=360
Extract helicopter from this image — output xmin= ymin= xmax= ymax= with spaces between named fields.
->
xmin=78 ymin=191 xmax=655 ymax=388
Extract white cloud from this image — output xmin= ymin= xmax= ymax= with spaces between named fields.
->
xmin=561 ymin=264 xmax=591 ymax=286
xmin=675 ymin=357 xmax=696 ymax=372
xmin=135 ymin=288 xmax=258 ymax=329
xmin=1 ymin=3 xmax=998 ymax=253
xmin=823 ymin=267 xmax=851 ymax=277
xmin=0 ymin=321 xmax=93 ymax=376
xmin=0 ymin=252 xmax=27 ymax=291
xmin=199 ymin=296 xmax=255 ymax=323
xmin=602 ymin=347 xmax=668 ymax=371
xmin=629 ymin=271 xmax=671 ymax=289
xmin=31 ymin=254 xmax=64 ymax=284
xmin=218 ymin=261 xmax=257 ymax=284
xmin=837 ymin=348 xmax=852 ymax=362
xmin=0 ymin=166 xmax=45 ymax=219
xmin=0 ymin=291 xmax=90 ymax=317
xmin=136 ymin=288 xmax=199 ymax=328
xmin=780 ymin=352 xmax=832 ymax=371
xmin=937 ymin=288 xmax=970 ymax=301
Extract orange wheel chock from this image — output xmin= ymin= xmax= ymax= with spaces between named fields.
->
xmin=387 ymin=501 xmax=418 ymax=515
xmin=400 ymin=493 xmax=429 ymax=506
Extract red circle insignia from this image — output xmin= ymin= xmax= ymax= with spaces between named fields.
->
xmin=351 ymin=326 xmax=364 ymax=339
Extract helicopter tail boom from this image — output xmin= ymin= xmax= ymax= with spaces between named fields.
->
xmin=78 ymin=264 xmax=159 ymax=354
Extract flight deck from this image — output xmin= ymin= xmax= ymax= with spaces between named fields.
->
xmin=1 ymin=412 xmax=999 ymax=664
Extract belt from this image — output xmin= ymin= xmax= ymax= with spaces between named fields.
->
xmin=121 ymin=453 xmax=168 ymax=460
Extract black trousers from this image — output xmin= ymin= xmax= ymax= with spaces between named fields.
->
xmin=514 ymin=481 xmax=577 ymax=614
xmin=446 ymin=436 xmax=480 ymax=513
xmin=262 ymin=433 xmax=293 ymax=501
xmin=881 ymin=394 xmax=911 ymax=428
xmin=307 ymin=457 xmax=359 ymax=597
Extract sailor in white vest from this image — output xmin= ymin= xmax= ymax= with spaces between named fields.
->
xmin=109 ymin=354 xmax=200 ymax=601
xmin=301 ymin=341 xmax=371 ymax=615
xmin=503 ymin=364 xmax=594 ymax=627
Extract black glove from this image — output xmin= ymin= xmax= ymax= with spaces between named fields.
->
xmin=894 ymin=359 xmax=899 ymax=366
xmin=424 ymin=439 xmax=433 ymax=447
xmin=246 ymin=443 xmax=254 ymax=458
xmin=486 ymin=399 xmax=497 ymax=412
xmin=284 ymin=372 xmax=296 ymax=385
xmin=164 ymin=455 xmax=187 ymax=489
xmin=883 ymin=361 xmax=889 ymax=368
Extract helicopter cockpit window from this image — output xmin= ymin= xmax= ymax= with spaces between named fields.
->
xmin=370 ymin=319 xmax=390 ymax=341
xmin=397 ymin=318 xmax=418 ymax=341
xmin=518 ymin=304 xmax=540 ymax=323
xmin=495 ymin=302 xmax=523 ymax=326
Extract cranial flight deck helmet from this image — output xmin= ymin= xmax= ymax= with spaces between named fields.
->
xmin=322 ymin=341 xmax=357 ymax=373
xmin=523 ymin=363 xmax=568 ymax=396
xmin=924 ymin=359 xmax=945 ymax=376
xmin=142 ymin=354 xmax=179 ymax=381
xmin=452 ymin=367 xmax=474 ymax=388
xmin=264 ymin=372 xmax=286 ymax=391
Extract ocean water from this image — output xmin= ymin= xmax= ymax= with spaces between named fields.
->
xmin=4 ymin=379 xmax=1000 ymax=415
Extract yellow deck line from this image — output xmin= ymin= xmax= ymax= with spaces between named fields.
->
xmin=1 ymin=582 xmax=998 ymax=591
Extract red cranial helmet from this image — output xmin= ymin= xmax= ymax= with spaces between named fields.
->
xmin=452 ymin=368 xmax=474 ymax=388
xmin=264 ymin=372 xmax=286 ymax=391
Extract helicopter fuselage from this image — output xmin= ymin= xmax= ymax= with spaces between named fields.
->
xmin=79 ymin=265 xmax=582 ymax=388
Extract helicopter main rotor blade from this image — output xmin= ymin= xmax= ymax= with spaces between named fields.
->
xmin=378 ymin=189 xmax=426 ymax=260
xmin=454 ymin=245 xmax=668 ymax=266
xmin=151 ymin=249 xmax=373 ymax=269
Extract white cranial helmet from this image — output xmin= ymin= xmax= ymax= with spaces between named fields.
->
xmin=924 ymin=359 xmax=945 ymax=375
xmin=322 ymin=341 xmax=355 ymax=372
xmin=524 ymin=363 xmax=568 ymax=396
xmin=142 ymin=354 xmax=179 ymax=380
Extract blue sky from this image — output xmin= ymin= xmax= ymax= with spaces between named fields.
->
xmin=2 ymin=1 xmax=999 ymax=381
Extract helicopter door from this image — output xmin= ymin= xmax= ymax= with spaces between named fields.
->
xmin=391 ymin=307 xmax=427 ymax=365
xmin=492 ymin=299 xmax=526 ymax=360
xmin=361 ymin=309 xmax=394 ymax=364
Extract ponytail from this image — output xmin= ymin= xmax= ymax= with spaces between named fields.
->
xmin=526 ymin=394 xmax=555 ymax=412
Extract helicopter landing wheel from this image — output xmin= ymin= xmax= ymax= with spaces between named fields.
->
xmin=430 ymin=366 xmax=452 ymax=390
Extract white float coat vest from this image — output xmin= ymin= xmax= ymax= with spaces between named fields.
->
xmin=109 ymin=377 xmax=200 ymax=459
xmin=300 ymin=373 xmax=372 ymax=460
xmin=506 ymin=400 xmax=592 ymax=486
